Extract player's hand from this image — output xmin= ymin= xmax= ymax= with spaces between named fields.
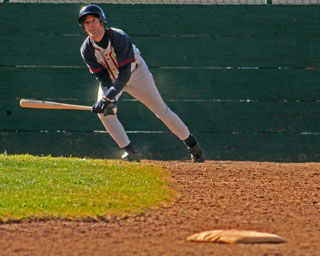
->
xmin=91 ymin=98 xmax=117 ymax=115
xmin=103 ymin=100 xmax=117 ymax=116
xmin=92 ymin=98 xmax=109 ymax=114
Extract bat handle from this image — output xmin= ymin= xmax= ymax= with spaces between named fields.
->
xmin=102 ymin=105 xmax=117 ymax=115
xmin=109 ymin=102 xmax=117 ymax=115
xmin=112 ymin=106 xmax=117 ymax=115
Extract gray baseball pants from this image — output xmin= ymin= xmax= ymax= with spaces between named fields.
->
xmin=97 ymin=58 xmax=190 ymax=148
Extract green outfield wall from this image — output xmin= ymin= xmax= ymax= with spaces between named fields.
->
xmin=1 ymin=3 xmax=320 ymax=161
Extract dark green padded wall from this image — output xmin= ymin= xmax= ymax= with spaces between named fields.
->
xmin=1 ymin=3 xmax=320 ymax=161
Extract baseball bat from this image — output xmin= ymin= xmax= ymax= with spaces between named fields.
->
xmin=20 ymin=99 xmax=92 ymax=110
xmin=19 ymin=99 xmax=117 ymax=114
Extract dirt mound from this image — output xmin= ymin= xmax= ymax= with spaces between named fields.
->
xmin=1 ymin=160 xmax=319 ymax=256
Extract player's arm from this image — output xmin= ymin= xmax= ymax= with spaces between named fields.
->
xmin=103 ymin=29 xmax=135 ymax=100
xmin=80 ymin=40 xmax=115 ymax=115
xmin=102 ymin=63 xmax=131 ymax=100
xmin=90 ymin=66 xmax=129 ymax=115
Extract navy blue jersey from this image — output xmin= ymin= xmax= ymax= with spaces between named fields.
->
xmin=80 ymin=28 xmax=135 ymax=99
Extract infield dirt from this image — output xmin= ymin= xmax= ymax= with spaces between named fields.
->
xmin=0 ymin=160 xmax=319 ymax=256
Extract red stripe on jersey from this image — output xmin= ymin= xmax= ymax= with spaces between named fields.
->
xmin=90 ymin=66 xmax=104 ymax=73
xmin=105 ymin=60 xmax=117 ymax=80
xmin=109 ymin=51 xmax=119 ymax=69
xmin=109 ymin=28 xmax=113 ymax=42
xmin=108 ymin=29 xmax=119 ymax=71
xmin=118 ymin=57 xmax=135 ymax=66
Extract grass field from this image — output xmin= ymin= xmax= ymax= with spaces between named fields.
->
xmin=0 ymin=154 xmax=174 ymax=223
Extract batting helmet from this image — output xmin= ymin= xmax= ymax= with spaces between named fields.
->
xmin=78 ymin=4 xmax=107 ymax=27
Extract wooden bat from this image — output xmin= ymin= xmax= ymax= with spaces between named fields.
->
xmin=20 ymin=99 xmax=92 ymax=110
xmin=19 ymin=99 xmax=117 ymax=114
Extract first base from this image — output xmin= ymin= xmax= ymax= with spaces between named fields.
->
xmin=187 ymin=229 xmax=286 ymax=244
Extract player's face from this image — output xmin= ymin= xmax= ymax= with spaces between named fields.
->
xmin=83 ymin=15 xmax=105 ymax=41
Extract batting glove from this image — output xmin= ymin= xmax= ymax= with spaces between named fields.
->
xmin=92 ymin=98 xmax=109 ymax=114
xmin=103 ymin=100 xmax=117 ymax=116
xmin=91 ymin=98 xmax=117 ymax=115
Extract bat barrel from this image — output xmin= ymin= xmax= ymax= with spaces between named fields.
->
xmin=19 ymin=99 xmax=92 ymax=111
xmin=19 ymin=99 xmax=117 ymax=114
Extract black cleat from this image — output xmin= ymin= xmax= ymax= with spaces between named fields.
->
xmin=121 ymin=151 xmax=141 ymax=162
xmin=188 ymin=144 xmax=205 ymax=163
xmin=121 ymin=143 xmax=141 ymax=162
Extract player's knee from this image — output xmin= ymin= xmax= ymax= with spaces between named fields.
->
xmin=155 ymin=104 xmax=171 ymax=120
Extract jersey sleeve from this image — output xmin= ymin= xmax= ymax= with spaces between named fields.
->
xmin=80 ymin=37 xmax=103 ymax=73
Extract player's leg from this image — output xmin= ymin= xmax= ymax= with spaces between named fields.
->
xmin=125 ymin=60 xmax=204 ymax=162
xmin=97 ymin=87 xmax=140 ymax=161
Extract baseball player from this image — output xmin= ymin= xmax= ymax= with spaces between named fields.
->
xmin=78 ymin=4 xmax=204 ymax=162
